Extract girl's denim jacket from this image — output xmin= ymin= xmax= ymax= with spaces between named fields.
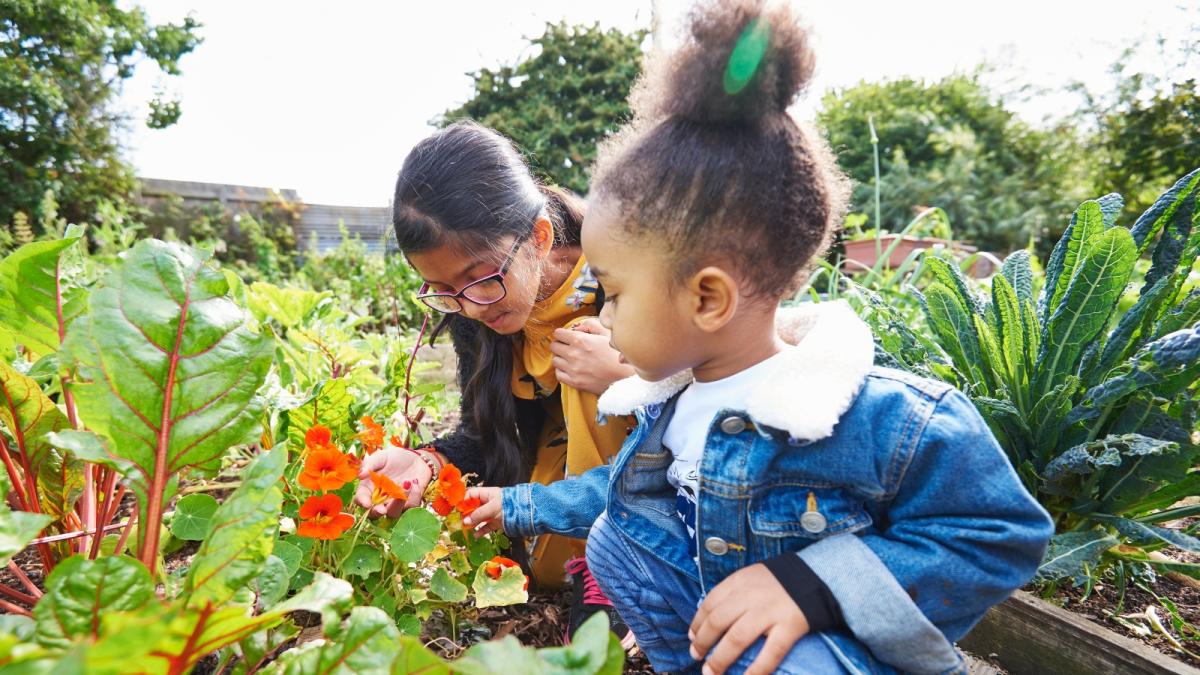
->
xmin=501 ymin=302 xmax=1054 ymax=674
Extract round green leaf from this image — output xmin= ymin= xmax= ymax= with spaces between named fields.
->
xmin=273 ymin=538 xmax=303 ymax=577
xmin=429 ymin=567 xmax=467 ymax=603
xmin=344 ymin=544 xmax=383 ymax=578
xmin=169 ymin=493 xmax=218 ymax=541
xmin=472 ymin=563 xmax=528 ymax=609
xmin=395 ymin=613 xmax=421 ymax=637
xmin=255 ymin=555 xmax=290 ymax=609
xmin=389 ymin=508 xmax=440 ymax=563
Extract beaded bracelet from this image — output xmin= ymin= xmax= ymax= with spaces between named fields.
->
xmin=407 ymin=446 xmax=441 ymax=481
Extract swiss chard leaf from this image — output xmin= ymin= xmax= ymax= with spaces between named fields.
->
xmin=61 ymin=239 xmax=274 ymax=568
xmin=184 ymin=445 xmax=286 ymax=608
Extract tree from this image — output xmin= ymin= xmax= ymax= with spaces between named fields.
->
xmin=437 ymin=22 xmax=646 ymax=194
xmin=817 ymin=75 xmax=1088 ymax=255
xmin=1077 ymin=12 xmax=1200 ymax=218
xmin=0 ymin=0 xmax=201 ymax=228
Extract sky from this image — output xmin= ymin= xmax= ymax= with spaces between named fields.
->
xmin=118 ymin=1 xmax=1195 ymax=207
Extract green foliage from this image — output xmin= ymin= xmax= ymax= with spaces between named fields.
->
xmin=437 ymin=22 xmax=646 ymax=194
xmin=0 ymin=1 xmax=202 ymax=228
xmin=819 ymin=75 xmax=1089 ymax=254
xmin=61 ymin=239 xmax=274 ymax=568
xmin=296 ymin=226 xmax=425 ymax=331
xmin=183 ymin=446 xmax=285 ymax=608
xmin=877 ymin=171 xmax=1200 ymax=585
xmin=168 ymin=494 xmax=218 ymax=542
xmin=139 ymin=193 xmax=302 ymax=283
xmin=389 ymin=507 xmax=440 ymax=563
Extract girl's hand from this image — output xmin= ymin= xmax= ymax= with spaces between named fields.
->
xmin=461 ymin=486 xmax=504 ymax=535
xmin=354 ymin=447 xmax=431 ymax=518
xmin=688 ymin=563 xmax=810 ymax=675
xmin=551 ymin=318 xmax=635 ymax=396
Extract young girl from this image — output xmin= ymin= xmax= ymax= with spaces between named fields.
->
xmin=465 ymin=1 xmax=1054 ymax=673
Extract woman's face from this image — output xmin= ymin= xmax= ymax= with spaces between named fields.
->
xmin=406 ymin=220 xmax=552 ymax=335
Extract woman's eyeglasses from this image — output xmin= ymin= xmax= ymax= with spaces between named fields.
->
xmin=415 ymin=235 xmax=528 ymax=314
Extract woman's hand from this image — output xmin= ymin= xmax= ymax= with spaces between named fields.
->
xmin=550 ymin=318 xmax=635 ymax=396
xmin=354 ymin=447 xmax=433 ymax=518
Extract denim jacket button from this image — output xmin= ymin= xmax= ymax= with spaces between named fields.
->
xmin=704 ymin=536 xmax=729 ymax=556
xmin=801 ymin=511 xmax=828 ymax=534
xmin=719 ymin=416 xmax=746 ymax=435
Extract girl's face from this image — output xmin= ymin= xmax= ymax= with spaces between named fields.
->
xmin=406 ymin=221 xmax=552 ymax=336
xmin=582 ymin=201 xmax=707 ymax=382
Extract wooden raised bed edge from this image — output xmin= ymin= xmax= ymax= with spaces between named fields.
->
xmin=958 ymin=590 xmax=1200 ymax=675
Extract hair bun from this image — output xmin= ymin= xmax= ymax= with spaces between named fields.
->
xmin=636 ymin=0 xmax=814 ymax=125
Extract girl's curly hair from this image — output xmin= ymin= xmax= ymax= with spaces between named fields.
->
xmin=591 ymin=0 xmax=849 ymax=299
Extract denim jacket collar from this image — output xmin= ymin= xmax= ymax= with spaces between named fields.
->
xmin=597 ymin=301 xmax=875 ymax=442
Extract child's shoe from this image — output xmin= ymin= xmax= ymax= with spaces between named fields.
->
xmin=564 ymin=557 xmax=636 ymax=650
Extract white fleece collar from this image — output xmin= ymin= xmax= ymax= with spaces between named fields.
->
xmin=597 ymin=301 xmax=875 ymax=442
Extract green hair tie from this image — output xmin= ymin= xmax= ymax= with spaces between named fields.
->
xmin=723 ymin=18 xmax=771 ymax=96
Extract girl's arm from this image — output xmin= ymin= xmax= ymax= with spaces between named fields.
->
xmin=487 ymin=464 xmax=611 ymax=539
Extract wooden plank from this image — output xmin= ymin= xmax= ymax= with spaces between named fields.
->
xmin=958 ymin=591 xmax=1200 ymax=675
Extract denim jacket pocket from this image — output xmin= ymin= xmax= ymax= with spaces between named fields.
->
xmin=748 ymin=484 xmax=873 ymax=545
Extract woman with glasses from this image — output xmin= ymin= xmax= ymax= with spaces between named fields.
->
xmin=355 ymin=121 xmax=636 ymax=647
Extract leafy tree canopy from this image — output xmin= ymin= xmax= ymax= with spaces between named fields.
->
xmin=437 ymin=22 xmax=646 ymax=195
xmin=0 ymin=0 xmax=201 ymax=227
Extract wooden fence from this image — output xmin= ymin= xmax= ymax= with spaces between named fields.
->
xmin=137 ymin=178 xmax=391 ymax=253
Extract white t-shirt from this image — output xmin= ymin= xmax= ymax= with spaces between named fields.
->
xmin=663 ymin=352 xmax=785 ymax=557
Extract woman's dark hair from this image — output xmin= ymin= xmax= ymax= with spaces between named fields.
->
xmin=591 ymin=0 xmax=849 ymax=299
xmin=392 ymin=121 xmax=584 ymax=485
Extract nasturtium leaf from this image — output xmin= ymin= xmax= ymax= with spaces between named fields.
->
xmin=430 ymin=567 xmax=468 ymax=602
xmin=290 ymin=567 xmax=315 ymax=592
xmin=184 ymin=446 xmax=286 ymax=608
xmin=169 ymin=493 xmax=218 ymax=541
xmin=255 ymin=555 xmax=291 ymax=609
xmin=33 ymin=555 xmax=155 ymax=649
xmin=343 ymin=544 xmax=383 ymax=578
xmin=395 ymin=613 xmax=421 ymax=637
xmin=273 ymin=538 xmax=303 ymax=577
xmin=267 ymin=606 xmax=403 ymax=675
xmin=466 ymin=531 xmax=499 ymax=567
xmin=389 ymin=508 xmax=440 ymax=563
xmin=472 ymin=562 xmax=529 ymax=609
xmin=61 ymin=239 xmax=274 ymax=567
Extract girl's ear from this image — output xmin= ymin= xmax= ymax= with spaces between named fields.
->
xmin=687 ymin=266 xmax=739 ymax=333
xmin=532 ymin=216 xmax=555 ymax=259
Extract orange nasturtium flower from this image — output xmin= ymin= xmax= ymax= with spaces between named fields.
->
xmin=297 ymin=494 xmax=355 ymax=540
xmin=389 ymin=434 xmax=405 ymax=448
xmin=305 ymin=424 xmax=335 ymax=451
xmin=431 ymin=463 xmax=468 ymax=516
xmin=299 ymin=446 xmax=358 ymax=491
xmin=456 ymin=495 xmax=482 ymax=517
xmin=368 ymin=471 xmax=407 ymax=505
xmin=484 ymin=556 xmax=529 ymax=590
xmin=356 ymin=416 xmax=385 ymax=455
